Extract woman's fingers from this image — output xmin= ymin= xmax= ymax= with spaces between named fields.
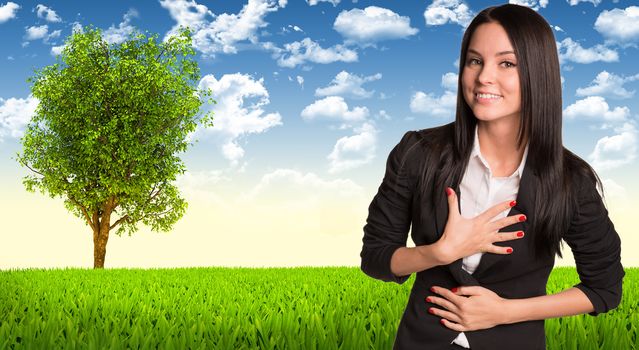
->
xmin=445 ymin=187 xmax=460 ymax=219
xmin=428 ymin=307 xmax=463 ymax=325
xmin=477 ymin=199 xmax=516 ymax=223
xmin=485 ymin=244 xmax=514 ymax=255
xmin=486 ymin=231 xmax=525 ymax=254
xmin=483 ymin=231 xmax=524 ymax=254
xmin=487 ymin=213 xmax=527 ymax=232
xmin=493 ymin=230 xmax=525 ymax=242
xmin=425 ymin=294 xmax=459 ymax=314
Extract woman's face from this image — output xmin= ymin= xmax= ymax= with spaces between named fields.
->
xmin=461 ymin=22 xmax=521 ymax=124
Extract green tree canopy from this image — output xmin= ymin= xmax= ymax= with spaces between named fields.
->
xmin=17 ymin=26 xmax=213 ymax=268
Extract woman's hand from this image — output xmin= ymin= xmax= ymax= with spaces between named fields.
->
xmin=433 ymin=187 xmax=526 ymax=265
xmin=425 ymin=285 xmax=510 ymax=331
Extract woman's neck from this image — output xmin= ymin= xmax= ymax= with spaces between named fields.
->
xmin=477 ymin=118 xmax=527 ymax=177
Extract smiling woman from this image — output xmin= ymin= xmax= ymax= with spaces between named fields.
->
xmin=360 ymin=4 xmax=624 ymax=350
xmin=462 ymin=22 xmax=521 ymax=134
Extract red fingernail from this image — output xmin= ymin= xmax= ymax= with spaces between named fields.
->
xmin=425 ymin=297 xmax=432 ymax=303
xmin=451 ymin=287 xmax=458 ymax=293
xmin=446 ymin=188 xmax=453 ymax=196
xmin=430 ymin=287 xmax=436 ymax=293
xmin=440 ymin=319 xmax=446 ymax=325
xmin=509 ymin=200 xmax=516 ymax=207
xmin=517 ymin=231 xmax=524 ymax=237
xmin=428 ymin=308 xmax=434 ymax=314
xmin=506 ymin=248 xmax=513 ymax=253
xmin=519 ymin=215 xmax=526 ymax=222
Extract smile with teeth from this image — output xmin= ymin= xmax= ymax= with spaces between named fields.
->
xmin=476 ymin=93 xmax=502 ymax=99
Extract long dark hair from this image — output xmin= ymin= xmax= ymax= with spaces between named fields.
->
xmin=416 ymin=4 xmax=603 ymax=259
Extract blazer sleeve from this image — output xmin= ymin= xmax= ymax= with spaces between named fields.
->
xmin=360 ymin=131 xmax=420 ymax=284
xmin=563 ymin=173 xmax=625 ymax=316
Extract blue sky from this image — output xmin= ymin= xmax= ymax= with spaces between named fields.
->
xmin=1 ymin=0 xmax=638 ymax=268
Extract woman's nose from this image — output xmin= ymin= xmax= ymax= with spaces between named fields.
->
xmin=477 ymin=64 xmax=496 ymax=85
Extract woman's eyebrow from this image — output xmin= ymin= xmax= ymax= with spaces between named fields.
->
xmin=467 ymin=48 xmax=515 ymax=56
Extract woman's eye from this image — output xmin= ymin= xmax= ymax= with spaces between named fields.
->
xmin=501 ymin=61 xmax=517 ymax=68
xmin=467 ymin=58 xmax=481 ymax=65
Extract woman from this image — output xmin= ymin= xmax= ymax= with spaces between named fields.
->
xmin=360 ymin=4 xmax=624 ymax=350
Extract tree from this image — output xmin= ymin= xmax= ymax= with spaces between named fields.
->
xmin=16 ymin=26 xmax=213 ymax=268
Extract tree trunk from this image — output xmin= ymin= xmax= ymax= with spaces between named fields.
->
xmin=93 ymin=198 xmax=115 ymax=269
xmin=93 ymin=226 xmax=110 ymax=269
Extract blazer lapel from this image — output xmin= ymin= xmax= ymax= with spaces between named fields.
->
xmin=471 ymin=160 xmax=536 ymax=278
xmin=437 ymin=160 xmax=537 ymax=285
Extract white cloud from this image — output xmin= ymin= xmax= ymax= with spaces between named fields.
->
xmin=35 ymin=4 xmax=61 ymax=22
xmin=315 ymin=71 xmax=381 ymax=99
xmin=24 ymin=25 xmax=49 ymax=40
xmin=328 ymin=122 xmax=377 ymax=173
xmin=48 ymin=30 xmax=61 ymax=40
xmin=410 ymin=72 xmax=459 ymax=118
xmin=589 ymin=122 xmax=638 ymax=171
xmin=175 ymin=170 xmax=232 ymax=206
xmin=563 ymin=96 xmax=630 ymax=121
xmin=441 ymin=72 xmax=458 ymax=91
xmin=50 ymin=45 xmax=65 ymax=56
xmin=288 ymin=24 xmax=303 ymax=33
xmin=24 ymin=24 xmax=62 ymax=46
xmin=601 ymin=178 xmax=628 ymax=202
xmin=240 ymin=168 xmax=363 ymax=206
xmin=576 ymin=71 xmax=639 ymax=99
xmin=598 ymin=178 xmax=632 ymax=211
xmin=557 ymin=38 xmax=618 ymax=64
xmin=508 ymin=0 xmax=548 ymax=11
xmin=410 ymin=90 xmax=457 ymax=118
xmin=594 ymin=6 xmax=639 ymax=44
xmin=161 ymin=0 xmax=285 ymax=56
xmin=301 ymin=96 xmax=368 ymax=122
xmin=160 ymin=0 xmax=210 ymax=28
xmin=0 ymin=2 xmax=20 ymax=23
xmin=377 ymin=110 xmax=392 ymax=120
xmin=568 ymin=0 xmax=602 ymax=6
xmin=296 ymin=75 xmax=304 ymax=88
xmin=103 ymin=9 xmax=138 ymax=45
xmin=275 ymin=38 xmax=358 ymax=68
xmin=0 ymin=95 xmax=39 ymax=141
xmin=51 ymin=22 xmax=83 ymax=56
xmin=424 ymin=0 xmax=474 ymax=28
xmin=333 ymin=6 xmax=418 ymax=46
xmin=306 ymin=0 xmax=340 ymax=6
xmin=198 ymin=73 xmax=283 ymax=166
xmin=71 ymin=22 xmax=83 ymax=34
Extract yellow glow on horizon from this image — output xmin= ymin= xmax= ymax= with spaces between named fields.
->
xmin=1 ymin=183 xmax=637 ymax=270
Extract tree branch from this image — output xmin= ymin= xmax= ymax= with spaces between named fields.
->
xmin=110 ymin=214 xmax=129 ymax=230
xmin=68 ymin=195 xmax=95 ymax=230
xmin=155 ymin=47 xmax=166 ymax=61
xmin=149 ymin=207 xmax=173 ymax=218
xmin=109 ymin=181 xmax=164 ymax=230
xmin=149 ymin=182 xmax=163 ymax=203
xmin=22 ymin=162 xmax=45 ymax=177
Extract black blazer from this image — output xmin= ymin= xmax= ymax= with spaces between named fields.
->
xmin=360 ymin=123 xmax=624 ymax=350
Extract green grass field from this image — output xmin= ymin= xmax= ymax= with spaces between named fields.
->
xmin=1 ymin=267 xmax=636 ymax=349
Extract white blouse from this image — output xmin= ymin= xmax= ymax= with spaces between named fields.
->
xmin=451 ymin=126 xmax=529 ymax=348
